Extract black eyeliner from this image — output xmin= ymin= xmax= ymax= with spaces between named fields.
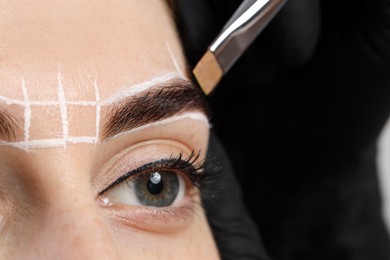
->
xmin=99 ymin=151 xmax=222 ymax=197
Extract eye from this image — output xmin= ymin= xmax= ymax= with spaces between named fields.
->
xmin=103 ymin=170 xmax=186 ymax=207
xmin=98 ymin=152 xmax=208 ymax=208
xmin=97 ymin=151 xmax=222 ymax=231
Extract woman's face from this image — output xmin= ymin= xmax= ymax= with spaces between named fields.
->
xmin=0 ymin=0 xmax=219 ymax=259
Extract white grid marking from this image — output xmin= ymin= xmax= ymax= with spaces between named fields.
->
xmin=57 ymin=69 xmax=68 ymax=148
xmin=165 ymin=41 xmax=184 ymax=77
xmin=0 ymin=72 xmax=208 ymax=150
xmin=94 ymin=79 xmax=101 ymax=140
xmin=21 ymin=78 xmax=31 ymax=145
xmin=100 ymin=72 xmax=181 ymax=106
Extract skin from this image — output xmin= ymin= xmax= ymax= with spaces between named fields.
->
xmin=0 ymin=0 xmax=219 ymax=259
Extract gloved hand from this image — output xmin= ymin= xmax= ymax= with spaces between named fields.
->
xmin=175 ymin=1 xmax=272 ymax=259
xmin=176 ymin=0 xmax=390 ymax=259
xmin=205 ymin=131 xmax=270 ymax=260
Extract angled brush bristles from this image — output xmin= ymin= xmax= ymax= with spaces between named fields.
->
xmin=193 ymin=50 xmax=223 ymax=95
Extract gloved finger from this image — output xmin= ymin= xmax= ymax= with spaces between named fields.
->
xmin=265 ymin=0 xmax=321 ymax=66
xmin=203 ymin=131 xmax=270 ymax=260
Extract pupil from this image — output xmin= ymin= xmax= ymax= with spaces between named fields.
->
xmin=134 ymin=170 xmax=180 ymax=207
xmin=147 ymin=177 xmax=164 ymax=195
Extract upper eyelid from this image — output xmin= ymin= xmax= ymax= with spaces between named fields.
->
xmin=98 ymin=156 xmax=198 ymax=196
xmin=98 ymin=160 xmax=160 ymax=195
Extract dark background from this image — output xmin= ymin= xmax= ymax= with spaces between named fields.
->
xmin=176 ymin=0 xmax=390 ymax=259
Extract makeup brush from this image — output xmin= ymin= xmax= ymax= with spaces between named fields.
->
xmin=193 ymin=0 xmax=287 ymax=95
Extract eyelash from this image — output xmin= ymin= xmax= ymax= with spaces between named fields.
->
xmin=98 ymin=151 xmax=223 ymax=202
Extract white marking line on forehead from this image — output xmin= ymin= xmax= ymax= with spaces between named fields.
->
xmin=0 ymin=96 xmax=25 ymax=106
xmin=100 ymin=72 xmax=183 ymax=106
xmin=0 ymin=73 xmax=184 ymax=107
xmin=57 ymin=69 xmax=68 ymax=148
xmin=94 ymin=80 xmax=101 ymax=140
xmin=0 ymin=72 xmax=196 ymax=149
xmin=21 ymin=78 xmax=31 ymax=146
xmin=0 ymin=137 xmax=96 ymax=149
xmin=166 ymin=41 xmax=184 ymax=77
xmin=0 ymin=99 xmax=96 ymax=106
xmin=0 ymin=112 xmax=209 ymax=150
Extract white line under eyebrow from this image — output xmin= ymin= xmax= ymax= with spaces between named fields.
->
xmin=0 ymin=111 xmax=209 ymax=150
xmin=105 ymin=112 xmax=209 ymax=141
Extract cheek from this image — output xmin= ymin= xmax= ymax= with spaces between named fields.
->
xmin=113 ymin=207 xmax=220 ymax=259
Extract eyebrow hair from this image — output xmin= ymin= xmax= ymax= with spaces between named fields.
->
xmin=0 ymin=106 xmax=19 ymax=141
xmin=102 ymin=80 xmax=209 ymax=140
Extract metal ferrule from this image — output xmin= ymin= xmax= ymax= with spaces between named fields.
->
xmin=209 ymin=0 xmax=287 ymax=73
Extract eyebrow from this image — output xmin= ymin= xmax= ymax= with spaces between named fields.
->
xmin=102 ymin=79 xmax=209 ymax=140
xmin=0 ymin=106 xmax=19 ymax=141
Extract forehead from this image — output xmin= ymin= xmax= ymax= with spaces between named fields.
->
xmin=0 ymin=0 xmax=186 ymax=100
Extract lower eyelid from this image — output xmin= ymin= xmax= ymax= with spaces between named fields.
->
xmin=102 ymin=197 xmax=201 ymax=233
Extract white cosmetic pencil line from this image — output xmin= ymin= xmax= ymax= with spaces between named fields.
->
xmin=0 ymin=72 xmax=201 ymax=150
xmin=165 ymin=41 xmax=185 ymax=77
xmin=0 ymin=137 xmax=97 ymax=149
xmin=0 ymin=98 xmax=96 ymax=106
xmin=67 ymin=101 xmax=97 ymax=106
xmin=30 ymin=101 xmax=61 ymax=106
xmin=57 ymin=69 xmax=69 ymax=148
xmin=100 ymin=72 xmax=183 ymax=106
xmin=0 ymin=96 xmax=25 ymax=106
xmin=67 ymin=136 xmax=98 ymax=144
xmin=21 ymin=78 xmax=31 ymax=145
xmin=0 ymin=73 xmax=185 ymax=108
xmin=0 ymin=112 xmax=209 ymax=150
xmin=94 ymin=79 xmax=101 ymax=141
xmin=105 ymin=112 xmax=210 ymax=141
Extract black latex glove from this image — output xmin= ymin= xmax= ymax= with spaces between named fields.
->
xmin=205 ymin=131 xmax=269 ymax=259
xmin=176 ymin=0 xmax=390 ymax=259
xmin=174 ymin=1 xmax=270 ymax=259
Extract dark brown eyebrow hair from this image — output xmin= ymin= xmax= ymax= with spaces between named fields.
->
xmin=0 ymin=106 xmax=19 ymax=141
xmin=102 ymin=80 xmax=209 ymax=140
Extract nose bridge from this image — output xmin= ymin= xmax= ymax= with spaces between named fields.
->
xmin=26 ymin=190 xmax=120 ymax=259
xmin=16 ymin=150 xmax=121 ymax=259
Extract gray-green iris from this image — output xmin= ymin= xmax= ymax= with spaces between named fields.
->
xmin=134 ymin=171 xmax=180 ymax=207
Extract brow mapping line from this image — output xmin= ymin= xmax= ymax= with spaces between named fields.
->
xmin=0 ymin=98 xmax=97 ymax=106
xmin=165 ymin=41 xmax=184 ymax=77
xmin=0 ymin=137 xmax=96 ymax=149
xmin=57 ymin=69 xmax=68 ymax=148
xmin=0 ymin=112 xmax=209 ymax=150
xmin=94 ymin=79 xmax=101 ymax=141
xmin=67 ymin=136 xmax=98 ymax=144
xmin=100 ymin=72 xmax=184 ymax=106
xmin=0 ymin=73 xmax=185 ymax=108
xmin=105 ymin=111 xmax=210 ymax=141
xmin=0 ymin=72 xmax=195 ymax=150
xmin=21 ymin=78 xmax=31 ymax=145
xmin=0 ymin=96 xmax=25 ymax=106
